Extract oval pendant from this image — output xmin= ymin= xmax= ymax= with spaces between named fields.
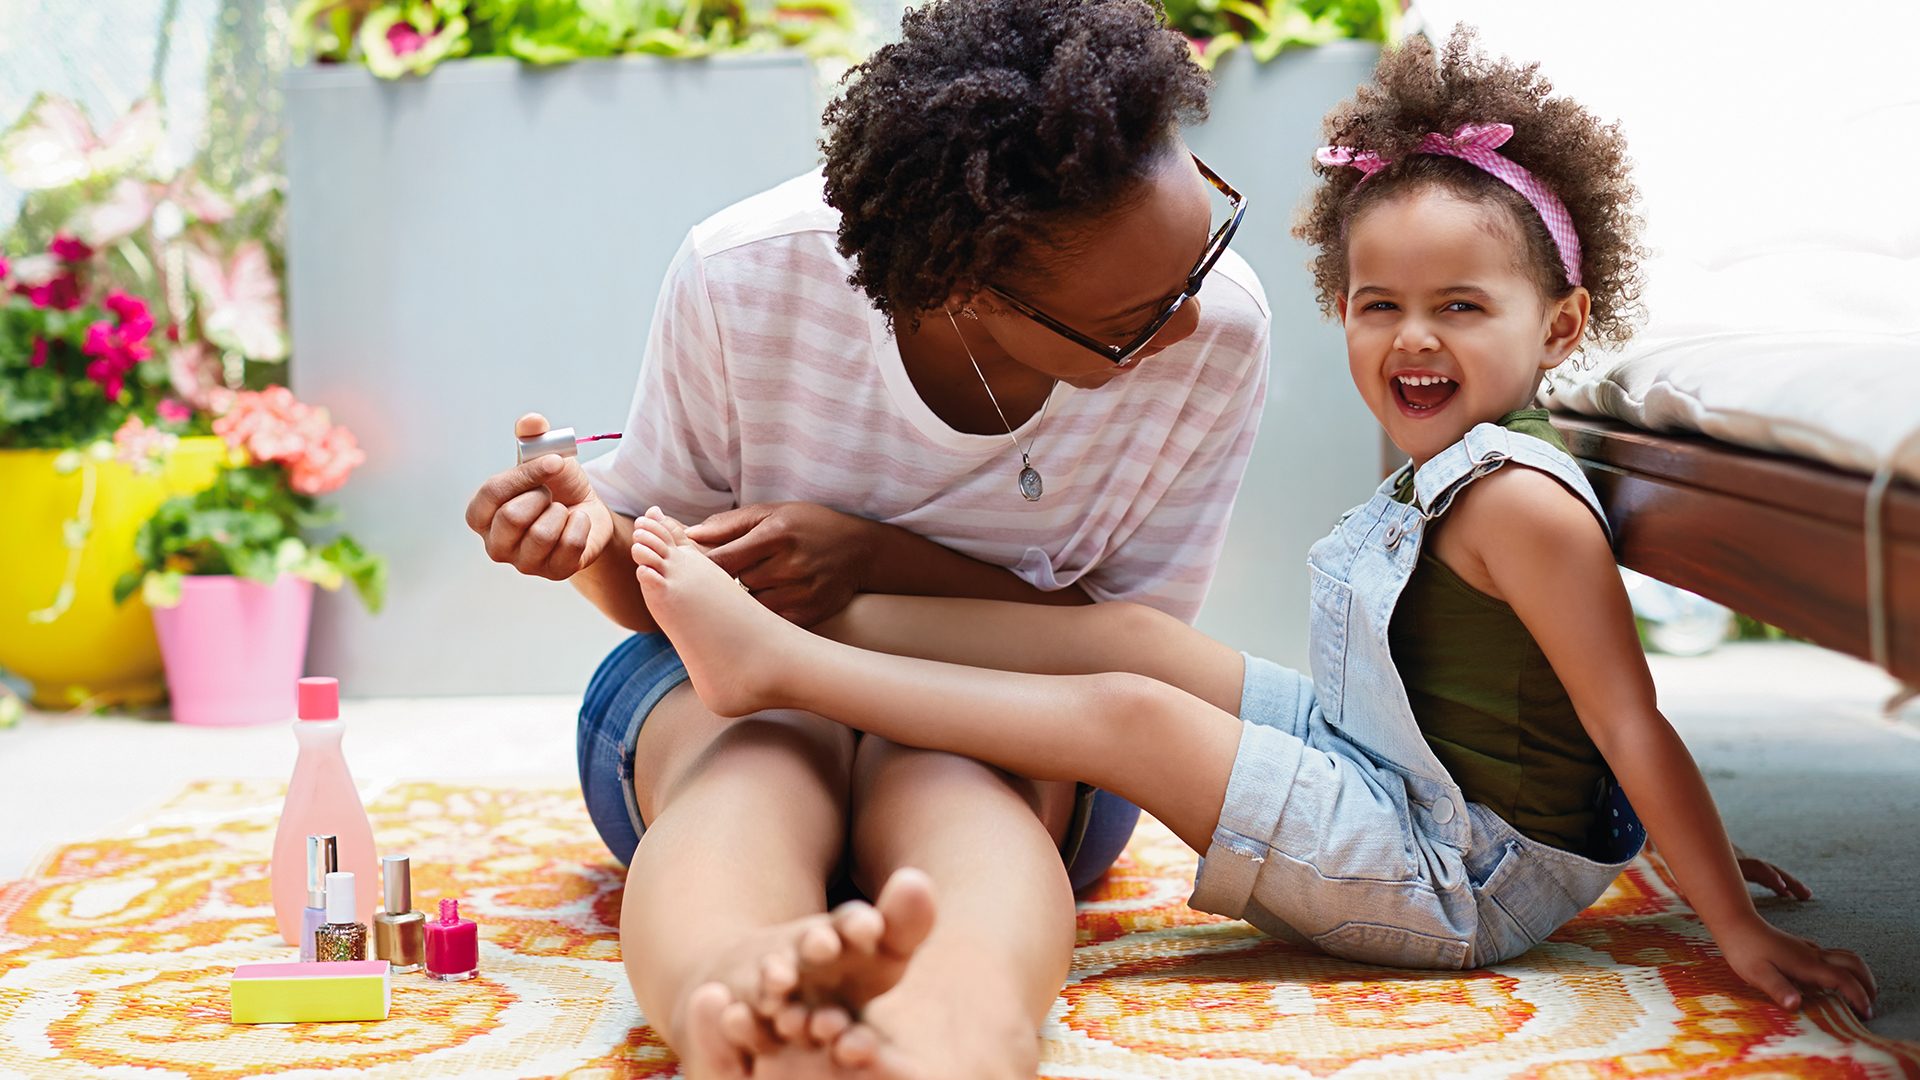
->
xmin=1018 ymin=465 xmax=1044 ymax=502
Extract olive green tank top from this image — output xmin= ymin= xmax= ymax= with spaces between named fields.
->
xmin=1388 ymin=410 xmax=1607 ymax=853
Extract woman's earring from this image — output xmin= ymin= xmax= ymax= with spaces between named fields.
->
xmin=961 ymin=306 xmax=980 ymax=320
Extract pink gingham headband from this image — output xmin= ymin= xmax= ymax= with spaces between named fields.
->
xmin=1316 ymin=122 xmax=1583 ymax=287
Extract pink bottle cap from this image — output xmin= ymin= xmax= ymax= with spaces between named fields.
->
xmin=298 ymin=677 xmax=339 ymax=720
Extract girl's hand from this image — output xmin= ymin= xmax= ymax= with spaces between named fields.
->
xmin=1717 ymin=917 xmax=1877 ymax=1018
xmin=686 ymin=502 xmax=877 ymax=628
xmin=1733 ymin=845 xmax=1813 ymax=900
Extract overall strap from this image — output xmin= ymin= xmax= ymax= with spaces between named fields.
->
xmin=1410 ymin=423 xmax=1612 ymax=541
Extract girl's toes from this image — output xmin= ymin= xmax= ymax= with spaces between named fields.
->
xmin=808 ymin=1005 xmax=852 ymax=1045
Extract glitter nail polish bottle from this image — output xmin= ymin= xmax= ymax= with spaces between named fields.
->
xmin=424 ymin=898 xmax=477 ymax=981
xmin=314 ymin=871 xmax=368 ymax=962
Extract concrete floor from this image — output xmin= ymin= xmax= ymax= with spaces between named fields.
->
xmin=1 ymin=642 xmax=1916 ymax=1040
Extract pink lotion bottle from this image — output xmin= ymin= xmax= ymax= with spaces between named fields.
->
xmin=270 ymin=677 xmax=379 ymax=944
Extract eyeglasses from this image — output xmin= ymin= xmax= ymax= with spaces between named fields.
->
xmin=987 ymin=154 xmax=1246 ymax=365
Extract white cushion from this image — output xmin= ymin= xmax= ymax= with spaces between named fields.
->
xmin=1544 ymin=331 xmax=1920 ymax=485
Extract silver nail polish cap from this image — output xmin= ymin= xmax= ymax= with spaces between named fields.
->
xmin=382 ymin=854 xmax=412 ymax=914
xmin=307 ymin=835 xmax=338 ymax=908
xmin=515 ymin=427 xmax=577 ymax=465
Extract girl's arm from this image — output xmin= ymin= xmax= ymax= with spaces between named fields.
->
xmin=1437 ymin=466 xmax=1877 ymax=1017
xmin=813 ymin=596 xmax=1247 ymax=716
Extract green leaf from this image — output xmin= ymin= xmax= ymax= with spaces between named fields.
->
xmin=141 ymin=570 xmax=184 ymax=608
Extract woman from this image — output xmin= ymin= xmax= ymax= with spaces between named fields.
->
xmin=464 ymin=0 xmax=1270 ymax=1073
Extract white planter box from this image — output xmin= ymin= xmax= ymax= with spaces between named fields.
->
xmin=1186 ymin=42 xmax=1383 ymax=671
xmin=284 ymin=54 xmax=823 ymax=696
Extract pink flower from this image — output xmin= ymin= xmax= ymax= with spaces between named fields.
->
xmin=386 ymin=20 xmax=427 ymax=56
xmin=213 ymin=386 xmax=366 ymax=494
xmin=287 ymin=425 xmax=367 ymax=495
xmin=157 ymin=398 xmax=192 ymax=424
xmin=29 ymin=337 xmax=48 ymax=368
xmin=18 ymin=273 xmax=83 ymax=310
xmin=0 ymin=255 xmax=9 ymax=280
xmin=48 ymin=233 xmax=94 ymax=262
xmin=79 ymin=291 xmax=158 ymax=400
xmin=112 ymin=415 xmax=178 ymax=475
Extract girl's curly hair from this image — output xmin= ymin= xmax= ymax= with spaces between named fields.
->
xmin=822 ymin=0 xmax=1209 ymax=326
xmin=1294 ymin=28 xmax=1647 ymax=350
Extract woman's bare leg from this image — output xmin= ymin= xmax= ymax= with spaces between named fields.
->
xmin=620 ymin=687 xmax=932 ymax=1076
xmin=837 ymin=740 xmax=1080 ymax=1079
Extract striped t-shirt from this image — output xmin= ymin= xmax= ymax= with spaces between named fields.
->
xmin=586 ymin=171 xmax=1272 ymax=623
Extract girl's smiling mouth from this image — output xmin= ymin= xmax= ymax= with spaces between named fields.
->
xmin=1392 ymin=371 xmax=1459 ymax=415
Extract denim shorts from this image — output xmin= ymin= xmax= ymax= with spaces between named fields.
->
xmin=578 ymin=633 xmax=1141 ymax=894
xmin=1189 ymin=655 xmax=1636 ymax=968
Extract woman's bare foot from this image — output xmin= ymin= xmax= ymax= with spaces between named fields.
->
xmin=676 ymin=870 xmax=939 ymax=1078
xmin=631 ymin=509 xmax=811 ymax=719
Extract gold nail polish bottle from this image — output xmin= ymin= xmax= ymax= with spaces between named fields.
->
xmin=374 ymin=855 xmax=426 ymax=973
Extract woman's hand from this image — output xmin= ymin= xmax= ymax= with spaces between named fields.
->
xmin=465 ymin=413 xmax=616 ymax=580
xmin=686 ymin=502 xmax=879 ymax=627
xmin=1733 ymin=845 xmax=1814 ymax=900
xmin=1715 ymin=915 xmax=1877 ymax=1017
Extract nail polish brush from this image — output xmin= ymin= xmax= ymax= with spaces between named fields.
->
xmin=514 ymin=428 xmax=622 ymax=465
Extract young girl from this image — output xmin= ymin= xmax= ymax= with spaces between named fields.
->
xmin=639 ymin=29 xmax=1877 ymax=1073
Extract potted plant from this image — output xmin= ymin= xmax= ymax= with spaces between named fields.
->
xmin=1 ymin=92 xmax=308 ymax=709
xmin=115 ymin=386 xmax=386 ymax=726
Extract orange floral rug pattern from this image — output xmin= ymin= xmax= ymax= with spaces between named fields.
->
xmin=0 ymin=781 xmax=1912 ymax=1079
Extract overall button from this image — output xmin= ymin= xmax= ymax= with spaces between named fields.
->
xmin=1383 ymin=522 xmax=1404 ymax=549
xmin=1430 ymin=798 xmax=1456 ymax=825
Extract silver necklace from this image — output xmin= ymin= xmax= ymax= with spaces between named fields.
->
xmin=947 ymin=308 xmax=1050 ymax=502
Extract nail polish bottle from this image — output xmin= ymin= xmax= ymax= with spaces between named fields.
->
xmin=424 ymin=898 xmax=477 ymax=981
xmin=301 ymin=834 xmax=338 ymax=962
xmin=314 ymin=871 xmax=368 ymax=962
xmin=374 ymin=855 xmax=426 ymax=974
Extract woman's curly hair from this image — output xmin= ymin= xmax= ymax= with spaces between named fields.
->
xmin=1294 ymin=28 xmax=1647 ymax=351
xmin=822 ymin=0 xmax=1209 ymax=325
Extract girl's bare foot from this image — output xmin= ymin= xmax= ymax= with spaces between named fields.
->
xmin=631 ymin=509 xmax=806 ymax=718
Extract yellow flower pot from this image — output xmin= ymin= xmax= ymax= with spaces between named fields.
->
xmin=0 ymin=437 xmax=224 ymax=708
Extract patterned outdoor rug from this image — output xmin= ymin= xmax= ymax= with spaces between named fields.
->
xmin=0 ymin=780 xmax=1913 ymax=1079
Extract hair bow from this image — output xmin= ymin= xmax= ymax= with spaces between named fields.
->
xmin=1315 ymin=122 xmax=1583 ymax=287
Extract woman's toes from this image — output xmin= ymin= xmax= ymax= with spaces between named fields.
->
xmin=809 ymin=1005 xmax=852 ymax=1045
xmin=682 ymin=983 xmax=750 ymax=1079
xmin=831 ymin=1023 xmax=881 ymax=1068
xmin=797 ymin=919 xmax=845 ymax=968
xmin=874 ymin=867 xmax=937 ymax=959
xmin=827 ymin=900 xmax=886 ymax=958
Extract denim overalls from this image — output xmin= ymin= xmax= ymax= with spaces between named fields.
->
xmin=1188 ymin=422 xmax=1643 ymax=968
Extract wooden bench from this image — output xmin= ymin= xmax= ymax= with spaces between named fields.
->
xmin=1553 ymin=416 xmax=1920 ymax=686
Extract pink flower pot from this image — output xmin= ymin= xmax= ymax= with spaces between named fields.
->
xmin=151 ymin=575 xmax=315 ymax=726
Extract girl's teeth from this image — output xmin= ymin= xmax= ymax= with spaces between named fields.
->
xmin=1397 ymin=375 xmax=1454 ymax=386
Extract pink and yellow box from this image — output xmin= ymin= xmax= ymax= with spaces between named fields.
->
xmin=230 ymin=960 xmax=390 ymax=1023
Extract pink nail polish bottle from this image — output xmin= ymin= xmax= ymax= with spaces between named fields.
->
xmin=425 ymin=898 xmax=477 ymax=981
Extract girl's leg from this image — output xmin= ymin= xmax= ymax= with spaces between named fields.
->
xmin=819 ymin=595 xmax=1246 ymax=716
xmin=837 ymin=740 xmax=1081 ymax=1079
xmin=632 ymin=515 xmax=1243 ymax=853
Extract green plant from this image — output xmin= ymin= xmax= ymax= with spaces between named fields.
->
xmin=115 ymin=463 xmax=386 ymax=612
xmin=292 ymin=0 xmax=864 ymax=78
xmin=1163 ymin=0 xmax=1399 ymax=67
